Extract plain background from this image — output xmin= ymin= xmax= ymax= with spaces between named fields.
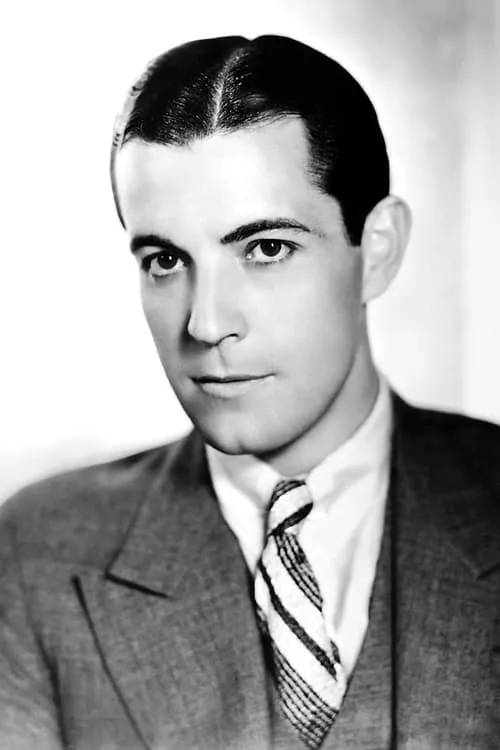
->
xmin=1 ymin=0 xmax=499 ymax=502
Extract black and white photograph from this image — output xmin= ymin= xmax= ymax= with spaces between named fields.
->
xmin=0 ymin=1 xmax=499 ymax=748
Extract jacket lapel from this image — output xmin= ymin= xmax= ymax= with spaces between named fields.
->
xmin=391 ymin=396 xmax=500 ymax=747
xmin=324 ymin=394 xmax=500 ymax=749
xmin=77 ymin=432 xmax=271 ymax=750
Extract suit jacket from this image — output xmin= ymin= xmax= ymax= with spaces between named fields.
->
xmin=1 ymin=395 xmax=499 ymax=749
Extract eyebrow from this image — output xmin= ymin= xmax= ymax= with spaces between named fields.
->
xmin=220 ymin=218 xmax=315 ymax=244
xmin=129 ymin=217 xmax=317 ymax=255
xmin=130 ymin=234 xmax=179 ymax=256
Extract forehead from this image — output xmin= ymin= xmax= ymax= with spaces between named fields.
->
xmin=115 ymin=118 xmax=341 ymax=237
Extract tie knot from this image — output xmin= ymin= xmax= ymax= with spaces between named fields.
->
xmin=266 ymin=479 xmax=313 ymax=537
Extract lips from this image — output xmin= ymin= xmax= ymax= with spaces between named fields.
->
xmin=195 ymin=374 xmax=264 ymax=383
xmin=191 ymin=373 xmax=272 ymax=398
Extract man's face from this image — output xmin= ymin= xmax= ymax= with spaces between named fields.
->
xmin=116 ymin=118 xmax=374 ymax=474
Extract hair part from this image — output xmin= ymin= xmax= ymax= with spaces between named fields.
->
xmin=111 ymin=35 xmax=390 ymax=245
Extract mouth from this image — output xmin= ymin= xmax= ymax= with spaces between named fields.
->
xmin=191 ymin=374 xmax=273 ymax=399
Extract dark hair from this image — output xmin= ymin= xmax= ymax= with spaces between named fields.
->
xmin=111 ymin=35 xmax=390 ymax=245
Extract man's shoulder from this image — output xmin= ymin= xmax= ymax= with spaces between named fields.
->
xmin=395 ymin=395 xmax=500 ymax=459
xmin=0 ymin=438 xmax=186 ymax=568
xmin=392 ymin=397 xmax=500 ymax=582
xmin=394 ymin=396 xmax=500 ymax=560
xmin=395 ymin=396 xmax=500 ymax=494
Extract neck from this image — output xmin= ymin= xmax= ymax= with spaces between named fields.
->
xmin=258 ymin=340 xmax=380 ymax=477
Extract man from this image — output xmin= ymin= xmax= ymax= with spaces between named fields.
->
xmin=1 ymin=34 xmax=499 ymax=750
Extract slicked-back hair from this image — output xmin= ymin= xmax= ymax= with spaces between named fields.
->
xmin=111 ymin=35 xmax=390 ymax=245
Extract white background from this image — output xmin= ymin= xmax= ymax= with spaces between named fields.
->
xmin=1 ymin=0 xmax=499 ymax=501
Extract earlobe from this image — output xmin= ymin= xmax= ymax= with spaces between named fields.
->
xmin=360 ymin=195 xmax=412 ymax=303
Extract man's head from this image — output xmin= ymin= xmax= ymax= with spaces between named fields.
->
xmin=111 ymin=35 xmax=390 ymax=246
xmin=112 ymin=35 xmax=411 ymax=474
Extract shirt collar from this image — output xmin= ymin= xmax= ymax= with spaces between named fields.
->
xmin=206 ymin=377 xmax=392 ymax=514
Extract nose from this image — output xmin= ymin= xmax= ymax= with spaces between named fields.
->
xmin=187 ymin=262 xmax=248 ymax=346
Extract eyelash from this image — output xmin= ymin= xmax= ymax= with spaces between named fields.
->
xmin=244 ymin=239 xmax=298 ymax=265
xmin=140 ymin=252 xmax=187 ymax=277
xmin=139 ymin=239 xmax=298 ymax=279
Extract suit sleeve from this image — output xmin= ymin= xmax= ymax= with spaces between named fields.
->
xmin=0 ymin=509 xmax=64 ymax=749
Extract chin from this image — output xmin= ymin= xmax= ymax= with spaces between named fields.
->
xmin=192 ymin=410 xmax=284 ymax=458
xmin=198 ymin=426 xmax=262 ymax=457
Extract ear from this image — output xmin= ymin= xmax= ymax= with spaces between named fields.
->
xmin=360 ymin=195 xmax=412 ymax=303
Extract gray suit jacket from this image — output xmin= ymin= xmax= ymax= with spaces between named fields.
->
xmin=1 ymin=396 xmax=499 ymax=749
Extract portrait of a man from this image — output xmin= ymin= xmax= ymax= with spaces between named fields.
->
xmin=0 ymin=23 xmax=499 ymax=750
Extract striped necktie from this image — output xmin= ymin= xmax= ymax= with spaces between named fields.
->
xmin=254 ymin=479 xmax=346 ymax=749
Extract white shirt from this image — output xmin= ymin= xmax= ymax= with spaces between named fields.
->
xmin=206 ymin=379 xmax=393 ymax=677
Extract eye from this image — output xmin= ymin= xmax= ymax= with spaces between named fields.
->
xmin=244 ymin=239 xmax=296 ymax=265
xmin=141 ymin=250 xmax=186 ymax=278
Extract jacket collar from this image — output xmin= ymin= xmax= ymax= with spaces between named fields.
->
xmin=80 ymin=431 xmax=271 ymax=749
xmin=106 ymin=429 xmax=225 ymax=598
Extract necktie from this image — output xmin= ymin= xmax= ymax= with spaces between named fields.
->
xmin=254 ymin=479 xmax=346 ymax=749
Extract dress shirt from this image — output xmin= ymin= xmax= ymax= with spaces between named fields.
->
xmin=206 ymin=379 xmax=393 ymax=677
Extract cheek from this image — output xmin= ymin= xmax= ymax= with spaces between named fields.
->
xmin=141 ymin=290 xmax=185 ymax=357
xmin=267 ymin=264 xmax=362 ymax=361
